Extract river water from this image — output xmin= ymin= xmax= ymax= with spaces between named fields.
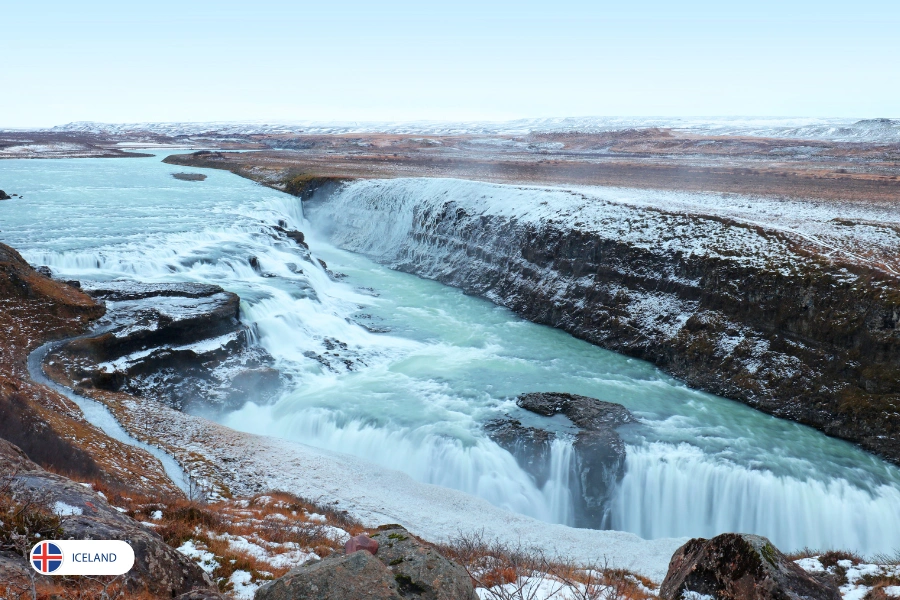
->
xmin=1 ymin=153 xmax=898 ymax=555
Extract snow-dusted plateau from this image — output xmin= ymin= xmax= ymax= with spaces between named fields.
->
xmin=2 ymin=118 xmax=900 ymax=599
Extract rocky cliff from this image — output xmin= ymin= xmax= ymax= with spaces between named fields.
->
xmin=303 ymin=178 xmax=900 ymax=465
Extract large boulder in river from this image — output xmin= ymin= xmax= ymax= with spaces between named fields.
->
xmin=0 ymin=439 xmax=213 ymax=597
xmin=256 ymin=525 xmax=477 ymax=600
xmin=659 ymin=533 xmax=841 ymax=600
xmin=517 ymin=392 xmax=634 ymax=430
xmin=488 ymin=392 xmax=634 ymax=528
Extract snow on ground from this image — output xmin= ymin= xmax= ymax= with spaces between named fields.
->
xmin=228 ymin=570 xmax=260 ymax=599
xmin=794 ymin=556 xmax=900 ymax=600
xmin=177 ymin=540 xmax=219 ymax=573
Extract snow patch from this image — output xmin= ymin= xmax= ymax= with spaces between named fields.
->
xmin=52 ymin=501 xmax=83 ymax=516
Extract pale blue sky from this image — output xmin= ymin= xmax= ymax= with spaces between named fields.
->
xmin=2 ymin=1 xmax=898 ymax=127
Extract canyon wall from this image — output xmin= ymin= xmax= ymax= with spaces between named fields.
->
xmin=304 ymin=178 xmax=900 ymax=464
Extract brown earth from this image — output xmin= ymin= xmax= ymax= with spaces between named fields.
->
xmin=162 ymin=129 xmax=900 ymax=204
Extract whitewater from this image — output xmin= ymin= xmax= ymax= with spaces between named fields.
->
xmin=0 ymin=154 xmax=898 ymax=558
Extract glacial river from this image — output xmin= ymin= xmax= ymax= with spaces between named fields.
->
xmin=1 ymin=153 xmax=898 ymax=555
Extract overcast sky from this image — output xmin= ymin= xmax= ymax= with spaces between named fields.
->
xmin=2 ymin=0 xmax=898 ymax=127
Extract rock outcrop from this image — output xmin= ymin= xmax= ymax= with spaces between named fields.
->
xmin=345 ymin=533 xmax=379 ymax=555
xmin=256 ymin=551 xmax=404 ymax=600
xmin=0 ymin=190 xmax=11 ymax=200
xmin=484 ymin=418 xmax=555 ymax=488
xmin=256 ymin=525 xmax=478 ymax=600
xmin=0 ymin=439 xmax=213 ymax=597
xmin=659 ymin=533 xmax=842 ymax=600
xmin=487 ymin=393 xmax=633 ymax=528
xmin=50 ymin=280 xmax=280 ymax=411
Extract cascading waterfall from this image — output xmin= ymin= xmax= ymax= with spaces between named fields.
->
xmin=1 ymin=155 xmax=899 ymax=555
xmin=611 ymin=443 xmax=900 ymax=553
xmin=544 ymin=438 xmax=576 ymax=526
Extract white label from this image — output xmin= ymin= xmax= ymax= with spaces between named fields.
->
xmin=30 ymin=540 xmax=135 ymax=575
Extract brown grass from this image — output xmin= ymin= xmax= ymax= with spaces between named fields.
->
xmin=438 ymin=530 xmax=657 ymax=600
xmin=72 ymin=484 xmax=365 ymax=595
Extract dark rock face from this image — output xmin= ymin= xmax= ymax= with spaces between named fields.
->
xmin=484 ymin=418 xmax=555 ymax=487
xmin=0 ymin=439 xmax=213 ymax=597
xmin=257 ymin=525 xmax=477 ymax=600
xmin=0 ymin=190 xmax=10 ymax=200
xmin=487 ymin=392 xmax=633 ymax=528
xmin=51 ymin=280 xmax=280 ymax=411
xmin=660 ymin=534 xmax=841 ymax=600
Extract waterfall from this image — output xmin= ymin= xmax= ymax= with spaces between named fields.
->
xmin=4 ymin=156 xmax=900 ymax=556
xmin=610 ymin=443 xmax=900 ymax=554
xmin=543 ymin=438 xmax=576 ymax=526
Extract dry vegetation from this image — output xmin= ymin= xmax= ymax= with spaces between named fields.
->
xmin=787 ymin=548 xmax=900 ymax=599
xmin=163 ymin=127 xmax=900 ymax=204
xmin=439 ymin=531 xmax=658 ymax=600
xmin=88 ymin=482 xmax=363 ymax=596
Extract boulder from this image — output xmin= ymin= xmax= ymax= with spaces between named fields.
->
xmin=172 ymin=173 xmax=207 ymax=181
xmin=345 ymin=534 xmax=379 ymax=555
xmin=505 ymin=392 xmax=635 ymax=527
xmin=272 ymin=225 xmax=309 ymax=249
xmin=0 ymin=549 xmax=48 ymax=590
xmin=516 ymin=392 xmax=634 ymax=430
xmin=256 ymin=525 xmax=478 ymax=600
xmin=659 ymin=533 xmax=842 ymax=600
xmin=0 ymin=190 xmax=10 ymax=200
xmin=370 ymin=525 xmax=479 ymax=600
xmin=255 ymin=550 xmax=403 ymax=600
xmin=0 ymin=440 xmax=213 ymax=597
